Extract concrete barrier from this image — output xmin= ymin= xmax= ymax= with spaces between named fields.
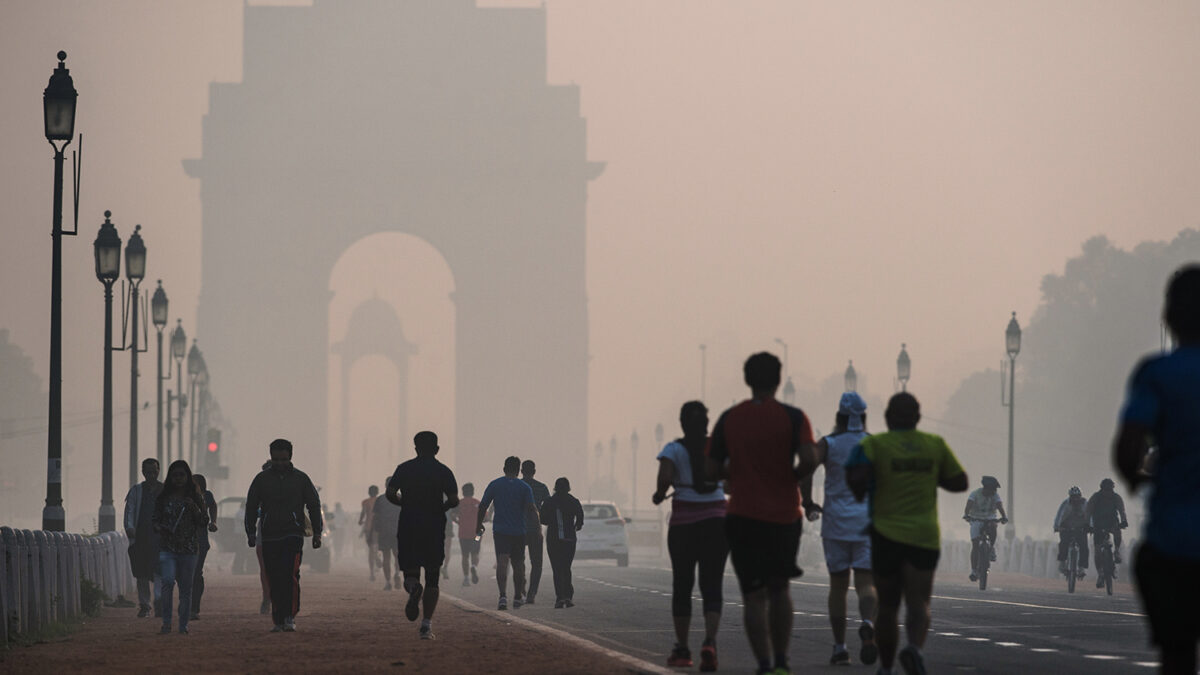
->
xmin=0 ymin=526 xmax=132 ymax=646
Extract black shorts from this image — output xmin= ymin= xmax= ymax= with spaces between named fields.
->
xmin=725 ymin=514 xmax=802 ymax=593
xmin=870 ymin=528 xmax=940 ymax=577
xmin=395 ymin=516 xmax=447 ymax=570
xmin=1135 ymin=543 xmax=1200 ymax=647
xmin=493 ymin=533 xmax=526 ymax=562
xmin=375 ymin=532 xmax=397 ymax=553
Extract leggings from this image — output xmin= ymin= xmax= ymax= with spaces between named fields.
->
xmin=667 ymin=516 xmax=729 ymax=617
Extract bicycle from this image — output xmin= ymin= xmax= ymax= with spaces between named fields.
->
xmin=1093 ymin=528 xmax=1116 ymax=596
xmin=965 ymin=516 xmax=1004 ymax=590
xmin=1060 ymin=528 xmax=1087 ymax=593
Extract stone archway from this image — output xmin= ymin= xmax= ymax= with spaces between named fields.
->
xmin=186 ymin=0 xmax=601 ymax=494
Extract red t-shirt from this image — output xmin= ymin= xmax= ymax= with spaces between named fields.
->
xmin=709 ymin=397 xmax=814 ymax=524
xmin=456 ymin=496 xmax=481 ymax=537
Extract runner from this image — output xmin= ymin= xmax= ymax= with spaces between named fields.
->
xmin=373 ymin=478 xmax=403 ymax=591
xmin=521 ymin=459 xmax=551 ymax=604
xmin=244 ymin=439 xmax=324 ymax=633
xmin=802 ymin=391 xmax=877 ymax=666
xmin=846 ymin=392 xmax=968 ymax=675
xmin=709 ymin=352 xmax=818 ymax=675
xmin=359 ymin=485 xmax=380 ymax=582
xmin=541 ymin=477 xmax=584 ymax=609
xmin=385 ymin=431 xmax=459 ymax=639
xmin=1114 ymin=265 xmax=1200 ymax=675
xmin=477 ymin=456 xmax=539 ymax=610
xmin=454 ymin=483 xmax=482 ymax=586
xmin=652 ymin=400 xmax=728 ymax=672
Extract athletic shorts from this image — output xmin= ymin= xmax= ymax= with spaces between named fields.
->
xmin=823 ymin=537 xmax=871 ymax=574
xmin=395 ymin=516 xmax=447 ymax=570
xmin=1135 ymin=543 xmax=1200 ymax=647
xmin=375 ymin=531 xmax=397 ymax=553
xmin=870 ymin=528 xmax=939 ymax=576
xmin=725 ymin=514 xmax=802 ymax=593
xmin=460 ymin=538 xmax=481 ymax=556
xmin=493 ymin=533 xmax=527 ymax=562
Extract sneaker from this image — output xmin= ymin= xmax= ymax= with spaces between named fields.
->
xmin=513 ymin=595 xmax=525 ymax=610
xmin=859 ymin=622 xmax=878 ymax=665
xmin=419 ymin=624 xmax=435 ymax=640
xmin=564 ymin=599 xmax=574 ymax=608
xmin=897 ymin=645 xmax=926 ymax=675
xmin=178 ymin=626 xmax=189 ymax=635
xmin=969 ymin=571 xmax=978 ymax=582
xmin=1114 ymin=550 xmax=1123 ymax=564
xmin=260 ymin=598 xmax=271 ymax=615
xmin=271 ymin=624 xmax=284 ymax=633
xmin=462 ymin=577 xmax=471 ymax=587
xmin=667 ymin=644 xmax=693 ymax=667
xmin=700 ymin=642 xmax=718 ymax=672
xmin=1077 ymin=570 xmax=1087 ymax=579
xmin=525 ymin=594 xmax=536 ymax=605
xmin=471 ymin=566 xmax=479 ymax=584
xmin=830 ymin=646 xmax=850 ymax=665
xmin=137 ymin=606 xmax=150 ymax=618
xmin=383 ymin=582 xmax=392 ymax=591
xmin=159 ymin=624 xmax=171 ymax=635
xmin=498 ymin=596 xmax=508 ymax=611
xmin=554 ymin=599 xmax=566 ymax=609
xmin=989 ymin=550 xmax=997 ymax=562
xmin=1096 ymin=577 xmax=1105 ymax=588
xmin=190 ymin=613 xmax=199 ymax=621
xmin=283 ymin=617 xmax=297 ymax=632
xmin=405 ymin=581 xmax=423 ymax=621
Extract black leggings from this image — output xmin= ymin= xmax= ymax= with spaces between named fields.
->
xmin=667 ymin=517 xmax=729 ymax=617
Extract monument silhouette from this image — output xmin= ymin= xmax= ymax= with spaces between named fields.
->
xmin=185 ymin=0 xmax=602 ymax=491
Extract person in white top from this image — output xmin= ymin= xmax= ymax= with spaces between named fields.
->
xmin=803 ymin=391 xmax=878 ymax=666
xmin=962 ymin=475 xmax=1007 ymax=581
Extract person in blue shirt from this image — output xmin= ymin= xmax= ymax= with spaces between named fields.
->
xmin=1114 ymin=264 xmax=1200 ymax=675
xmin=477 ymin=456 xmax=539 ymax=610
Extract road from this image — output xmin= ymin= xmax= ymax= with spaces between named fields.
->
xmin=449 ymin=557 xmax=1157 ymax=674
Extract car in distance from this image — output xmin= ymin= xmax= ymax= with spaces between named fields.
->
xmin=576 ymin=501 xmax=630 ymax=567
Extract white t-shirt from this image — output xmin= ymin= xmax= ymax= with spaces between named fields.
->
xmin=656 ymin=441 xmax=726 ymax=503
xmin=965 ymin=488 xmax=1003 ymax=519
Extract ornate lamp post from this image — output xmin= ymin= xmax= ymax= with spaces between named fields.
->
xmin=171 ymin=320 xmax=187 ymax=464
xmin=1003 ymin=312 xmax=1021 ymax=540
xmin=94 ymin=211 xmax=121 ymax=532
xmin=897 ymin=344 xmax=911 ymax=392
xmin=42 ymin=51 xmax=78 ymax=532
xmin=124 ymin=226 xmax=147 ymax=489
xmin=609 ymin=435 xmax=618 ymax=502
xmin=187 ymin=341 xmax=203 ymax=466
xmin=630 ymin=429 xmax=639 ymax=518
xmin=193 ymin=362 xmax=209 ymax=469
xmin=782 ymin=376 xmax=796 ymax=405
xmin=150 ymin=281 xmax=169 ymax=465
xmin=844 ymin=360 xmax=857 ymax=392
xmin=774 ymin=338 xmax=789 ymax=381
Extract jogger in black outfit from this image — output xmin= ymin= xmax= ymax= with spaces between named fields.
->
xmin=540 ymin=477 xmax=584 ymax=608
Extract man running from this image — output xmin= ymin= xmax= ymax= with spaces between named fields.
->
xmin=477 ymin=456 xmax=539 ymax=610
xmin=846 ymin=392 xmax=967 ymax=675
xmin=1115 ymin=265 xmax=1200 ymax=675
xmin=385 ymin=431 xmax=459 ymax=640
xmin=359 ymin=485 xmax=380 ymax=582
xmin=454 ymin=483 xmax=482 ymax=586
xmin=373 ymin=480 xmax=403 ymax=590
xmin=963 ymin=476 xmax=1007 ymax=582
xmin=709 ymin=352 xmax=818 ymax=675
xmin=244 ymin=439 xmax=323 ymax=632
xmin=521 ymin=459 xmax=551 ymax=604
xmin=802 ymin=392 xmax=877 ymax=666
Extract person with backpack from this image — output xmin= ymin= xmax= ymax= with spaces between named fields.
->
xmin=652 ymin=400 xmax=728 ymax=672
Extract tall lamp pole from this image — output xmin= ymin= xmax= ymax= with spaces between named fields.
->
xmin=171 ymin=320 xmax=187 ymax=465
xmin=42 ymin=51 xmax=78 ymax=532
xmin=609 ymin=435 xmax=617 ymax=502
xmin=187 ymin=341 xmax=203 ymax=466
xmin=774 ymin=338 xmax=789 ymax=381
xmin=630 ymin=429 xmax=639 ymax=518
xmin=94 ymin=211 xmax=122 ymax=532
xmin=124 ymin=226 xmax=147 ymax=489
xmin=896 ymin=344 xmax=911 ymax=392
xmin=150 ymin=281 xmax=169 ymax=465
xmin=1003 ymin=312 xmax=1022 ymax=540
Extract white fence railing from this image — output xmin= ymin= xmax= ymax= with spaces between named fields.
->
xmin=0 ymin=527 xmax=134 ymax=646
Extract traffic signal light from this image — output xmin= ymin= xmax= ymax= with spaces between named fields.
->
xmin=206 ymin=428 xmax=221 ymax=454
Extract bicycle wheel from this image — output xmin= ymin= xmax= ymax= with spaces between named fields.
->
xmin=1067 ymin=547 xmax=1077 ymax=593
xmin=979 ymin=541 xmax=989 ymax=590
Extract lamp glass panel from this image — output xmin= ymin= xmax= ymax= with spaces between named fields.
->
xmin=126 ymin=247 xmax=146 ymax=281
xmin=151 ymin=294 xmax=168 ymax=326
xmin=96 ymin=245 xmax=120 ymax=280
xmin=43 ymin=98 xmax=75 ymax=141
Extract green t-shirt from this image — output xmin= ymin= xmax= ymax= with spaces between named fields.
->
xmin=855 ymin=429 xmax=965 ymax=551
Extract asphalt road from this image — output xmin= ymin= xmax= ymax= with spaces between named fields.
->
xmin=445 ymin=556 xmax=1157 ymax=674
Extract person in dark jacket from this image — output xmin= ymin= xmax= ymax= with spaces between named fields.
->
xmin=521 ymin=460 xmax=551 ymax=604
xmin=244 ymin=438 xmax=323 ymax=633
xmin=540 ymin=477 xmax=584 ymax=608
xmin=153 ymin=460 xmax=208 ymax=634
xmin=190 ymin=474 xmax=218 ymax=620
xmin=124 ymin=457 xmax=162 ymax=617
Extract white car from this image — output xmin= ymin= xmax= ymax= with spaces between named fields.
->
xmin=577 ymin=501 xmax=630 ymax=567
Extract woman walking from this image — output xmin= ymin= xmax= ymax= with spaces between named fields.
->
xmin=153 ymin=460 xmax=208 ymax=634
xmin=540 ymin=477 xmax=584 ymax=608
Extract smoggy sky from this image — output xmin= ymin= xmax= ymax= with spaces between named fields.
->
xmin=1 ymin=1 xmax=1196 ymax=517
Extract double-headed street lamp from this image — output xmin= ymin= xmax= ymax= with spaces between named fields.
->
xmin=844 ymin=360 xmax=857 ymax=392
xmin=94 ymin=211 xmax=121 ymax=532
xmin=151 ymin=281 xmax=169 ymax=465
xmin=897 ymin=344 xmax=911 ymax=392
xmin=170 ymin=320 xmax=187 ymax=464
xmin=124 ymin=226 xmax=147 ymax=489
xmin=1002 ymin=312 xmax=1022 ymax=540
xmin=42 ymin=51 xmax=78 ymax=532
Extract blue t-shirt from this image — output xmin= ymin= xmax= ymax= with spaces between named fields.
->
xmin=1121 ymin=347 xmax=1200 ymax=560
xmin=480 ymin=476 xmax=534 ymax=536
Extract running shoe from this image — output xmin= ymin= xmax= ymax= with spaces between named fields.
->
xmin=462 ymin=577 xmax=471 ymax=587
xmin=666 ymin=644 xmax=693 ymax=667
xmin=137 ymin=606 xmax=150 ymax=618
xmin=260 ymin=598 xmax=271 ymax=615
xmin=405 ymin=581 xmax=423 ymax=621
xmin=989 ymin=550 xmax=997 ymax=562
xmin=271 ymin=624 xmax=284 ymax=633
xmin=700 ymin=641 xmax=718 ymax=672
xmin=513 ymin=595 xmax=525 ymax=610
xmin=830 ymin=646 xmax=850 ymax=665
xmin=969 ymin=571 xmax=978 ymax=582
xmin=383 ymin=582 xmax=392 ymax=591
xmin=178 ymin=626 xmax=189 ymax=635
xmin=190 ymin=612 xmax=199 ymax=621
xmin=554 ymin=600 xmax=566 ymax=609
xmin=283 ymin=617 xmax=297 ymax=632
xmin=859 ymin=622 xmax=878 ymax=665
xmin=564 ymin=599 xmax=574 ymax=608
xmin=897 ymin=645 xmax=926 ymax=675
xmin=419 ymin=624 xmax=435 ymax=640
xmin=1096 ymin=577 xmax=1105 ymax=588
xmin=525 ymin=594 xmax=536 ymax=605
xmin=498 ymin=596 xmax=508 ymax=611
xmin=471 ymin=566 xmax=479 ymax=584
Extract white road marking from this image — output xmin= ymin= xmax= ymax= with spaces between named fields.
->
xmin=1030 ymin=648 xmax=1059 ymax=653
xmin=1083 ymin=654 xmax=1124 ymax=660
xmin=965 ymin=637 xmax=990 ymax=642
xmin=995 ymin=642 xmax=1022 ymax=647
xmin=1132 ymin=662 xmax=1159 ymax=668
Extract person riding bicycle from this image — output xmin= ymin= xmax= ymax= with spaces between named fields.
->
xmin=1086 ymin=478 xmax=1129 ymax=565
xmin=1054 ymin=486 xmax=1090 ymax=577
xmin=963 ymin=475 xmax=1008 ymax=582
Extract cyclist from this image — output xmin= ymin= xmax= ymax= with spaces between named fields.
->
xmin=1086 ymin=478 xmax=1128 ymax=567
xmin=962 ymin=476 xmax=1007 ymax=582
xmin=1053 ymin=486 xmax=1089 ymax=578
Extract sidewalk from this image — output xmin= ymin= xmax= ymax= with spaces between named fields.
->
xmin=1 ymin=571 xmax=646 ymax=674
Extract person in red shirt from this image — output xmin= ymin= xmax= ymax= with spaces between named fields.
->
xmin=359 ymin=485 xmax=380 ymax=582
xmin=453 ymin=483 xmax=483 ymax=586
xmin=709 ymin=352 xmax=819 ymax=675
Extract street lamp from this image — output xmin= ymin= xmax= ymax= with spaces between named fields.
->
xmin=124 ymin=225 xmax=147 ymax=490
xmin=42 ymin=51 xmax=78 ymax=532
xmin=193 ymin=361 xmax=209 ymax=469
xmin=94 ymin=211 xmax=121 ymax=532
xmin=844 ymin=360 xmax=857 ymax=393
xmin=774 ymin=338 xmax=789 ymax=381
xmin=630 ymin=429 xmax=639 ymax=518
xmin=171 ymin=320 xmax=187 ymax=464
xmin=897 ymin=344 xmax=911 ymax=392
xmin=609 ymin=435 xmax=618 ymax=502
xmin=187 ymin=341 xmax=204 ymax=466
xmin=782 ymin=376 xmax=796 ymax=405
xmin=151 ymin=281 xmax=169 ymax=465
xmin=1002 ymin=311 xmax=1021 ymax=540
